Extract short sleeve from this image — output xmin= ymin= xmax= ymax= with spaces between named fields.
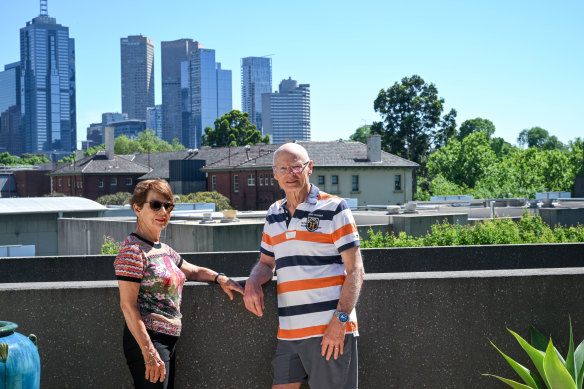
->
xmin=114 ymin=244 xmax=145 ymax=283
xmin=260 ymin=214 xmax=275 ymax=257
xmin=331 ymin=200 xmax=360 ymax=253
xmin=168 ymin=246 xmax=183 ymax=268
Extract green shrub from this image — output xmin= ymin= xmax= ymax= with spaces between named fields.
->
xmin=176 ymin=191 xmax=232 ymax=210
xmin=361 ymin=212 xmax=584 ymax=247
xmin=95 ymin=192 xmax=132 ymax=206
xmin=101 ymin=235 xmax=121 ymax=255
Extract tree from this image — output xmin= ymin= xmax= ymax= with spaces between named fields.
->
xmin=457 ymin=118 xmax=496 ymax=141
xmin=373 ymin=75 xmax=445 ymax=164
xmin=349 ymin=125 xmax=372 ymax=143
xmin=433 ymin=108 xmax=458 ymax=148
xmin=202 ymin=110 xmax=269 ymax=147
xmin=176 ymin=191 xmax=232 ymax=210
xmin=517 ymin=127 xmax=565 ymax=150
xmin=489 ymin=137 xmax=516 ymax=159
xmin=95 ymin=192 xmax=132 ymax=205
xmin=0 ymin=152 xmax=49 ymax=166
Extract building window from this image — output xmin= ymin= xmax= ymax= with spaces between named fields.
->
xmin=111 ymin=178 xmax=117 ymax=186
xmin=259 ymin=174 xmax=263 ymax=186
xmin=234 ymin=175 xmax=239 ymax=192
xmin=352 ymin=175 xmax=359 ymax=191
xmin=58 ymin=178 xmax=62 ymax=187
xmin=98 ymin=178 xmax=104 ymax=188
xmin=68 ymin=178 xmax=71 ymax=187
xmin=212 ymin=175 xmax=216 ymax=191
xmin=270 ymin=174 xmax=274 ymax=186
xmin=76 ymin=180 xmax=83 ymax=189
xmin=332 ymin=175 xmax=339 ymax=185
xmin=395 ymin=175 xmax=402 ymax=191
xmin=248 ymin=174 xmax=255 ymax=186
xmin=318 ymin=175 xmax=325 ymax=186
xmin=126 ymin=178 xmax=132 ymax=186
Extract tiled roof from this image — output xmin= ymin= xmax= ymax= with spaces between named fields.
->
xmin=124 ymin=151 xmax=191 ymax=180
xmin=50 ymin=151 xmax=151 ymax=176
xmin=202 ymin=141 xmax=418 ymax=170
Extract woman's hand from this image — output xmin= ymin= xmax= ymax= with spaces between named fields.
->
xmin=217 ymin=276 xmax=244 ymax=300
xmin=143 ymin=347 xmax=166 ymax=383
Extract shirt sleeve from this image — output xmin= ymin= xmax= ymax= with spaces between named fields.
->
xmin=331 ymin=200 xmax=360 ymax=253
xmin=259 ymin=208 xmax=276 ymax=257
xmin=114 ymin=244 xmax=145 ymax=283
xmin=168 ymin=246 xmax=183 ymax=268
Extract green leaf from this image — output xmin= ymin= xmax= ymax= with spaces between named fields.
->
xmin=490 ymin=341 xmax=539 ymax=388
xmin=574 ymin=339 xmax=584 ymax=389
xmin=510 ymin=329 xmax=551 ymax=389
xmin=532 ymin=326 xmax=550 ymax=353
xmin=544 ymin=339 xmax=577 ymax=389
xmin=567 ymin=318 xmax=577 ymax=382
xmin=482 ymin=374 xmax=535 ymax=389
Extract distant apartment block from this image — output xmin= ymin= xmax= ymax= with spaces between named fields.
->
xmin=146 ymin=105 xmax=162 ymax=138
xmin=109 ymin=119 xmax=146 ymax=139
xmin=20 ymin=5 xmax=76 ymax=158
xmin=262 ymin=78 xmax=311 ymax=143
xmin=241 ymin=57 xmax=272 ymax=133
xmin=182 ymin=48 xmax=232 ymax=148
xmin=121 ymin=35 xmax=155 ymax=121
xmin=84 ymin=112 xmax=128 ymax=148
xmin=161 ymin=39 xmax=201 ymax=144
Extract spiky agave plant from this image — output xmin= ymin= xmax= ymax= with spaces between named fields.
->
xmin=484 ymin=319 xmax=584 ymax=389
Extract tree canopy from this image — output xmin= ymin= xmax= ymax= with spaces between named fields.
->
xmin=517 ymin=127 xmax=565 ymax=150
xmin=458 ymin=118 xmax=496 ymax=141
xmin=0 ymin=152 xmax=50 ymax=166
xmin=202 ymin=110 xmax=269 ymax=147
xmin=176 ymin=191 xmax=232 ymax=210
xmin=373 ymin=75 xmax=446 ymax=164
xmin=348 ymin=125 xmax=372 ymax=143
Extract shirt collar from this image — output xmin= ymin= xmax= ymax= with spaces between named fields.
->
xmin=278 ymin=184 xmax=320 ymax=210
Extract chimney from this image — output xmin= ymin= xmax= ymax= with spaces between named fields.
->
xmin=75 ymin=150 xmax=84 ymax=161
xmin=105 ymin=126 xmax=114 ymax=160
xmin=367 ymin=135 xmax=381 ymax=162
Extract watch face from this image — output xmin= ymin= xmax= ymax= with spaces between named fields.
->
xmin=338 ymin=312 xmax=349 ymax=323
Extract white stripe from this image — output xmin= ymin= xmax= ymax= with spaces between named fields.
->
xmin=274 ymin=239 xmax=339 ymax=257
xmin=278 ymin=285 xmax=343 ymax=307
xmin=278 ymin=310 xmax=335 ymax=330
xmin=276 ymin=264 xmax=346 ymax=283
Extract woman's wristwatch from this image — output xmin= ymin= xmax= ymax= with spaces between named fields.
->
xmin=214 ymin=272 xmax=225 ymax=284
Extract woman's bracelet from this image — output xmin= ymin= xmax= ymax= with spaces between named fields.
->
xmin=214 ymin=272 xmax=225 ymax=284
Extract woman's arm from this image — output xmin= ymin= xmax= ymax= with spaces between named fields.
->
xmin=118 ymin=280 xmax=166 ymax=383
xmin=180 ymin=260 xmax=244 ymax=300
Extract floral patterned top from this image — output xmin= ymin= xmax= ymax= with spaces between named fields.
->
xmin=114 ymin=233 xmax=186 ymax=336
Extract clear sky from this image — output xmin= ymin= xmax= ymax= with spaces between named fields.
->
xmin=1 ymin=0 xmax=582 ymax=148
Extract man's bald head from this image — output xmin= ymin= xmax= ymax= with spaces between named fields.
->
xmin=272 ymin=143 xmax=310 ymax=166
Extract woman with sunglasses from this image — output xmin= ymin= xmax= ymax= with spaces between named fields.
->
xmin=114 ymin=179 xmax=244 ymax=388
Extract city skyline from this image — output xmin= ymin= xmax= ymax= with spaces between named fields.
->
xmin=1 ymin=0 xmax=582 ymax=150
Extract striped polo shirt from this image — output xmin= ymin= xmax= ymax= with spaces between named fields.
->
xmin=260 ymin=184 xmax=360 ymax=341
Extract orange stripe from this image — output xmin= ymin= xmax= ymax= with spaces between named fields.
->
xmin=262 ymin=232 xmax=274 ymax=246
xmin=277 ymin=321 xmax=359 ymax=339
xmin=277 ymin=275 xmax=346 ymax=294
xmin=331 ymin=223 xmax=358 ymax=242
xmin=295 ymin=230 xmax=333 ymax=244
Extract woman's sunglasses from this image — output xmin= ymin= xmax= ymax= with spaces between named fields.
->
xmin=144 ymin=200 xmax=175 ymax=212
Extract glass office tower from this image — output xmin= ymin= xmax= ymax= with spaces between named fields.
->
xmin=241 ymin=57 xmax=272 ymax=133
xmin=121 ymin=35 xmax=155 ymax=121
xmin=0 ymin=63 xmax=23 ymax=155
xmin=20 ymin=5 xmax=76 ymax=155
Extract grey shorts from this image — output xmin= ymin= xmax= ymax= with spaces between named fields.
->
xmin=272 ymin=335 xmax=358 ymax=389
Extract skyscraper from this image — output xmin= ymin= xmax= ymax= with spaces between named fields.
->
xmin=0 ymin=62 xmax=22 ymax=155
xmin=20 ymin=0 xmax=76 ymax=156
xmin=241 ymin=57 xmax=272 ymax=133
xmin=183 ymin=48 xmax=232 ymax=148
xmin=146 ymin=105 xmax=162 ymax=138
xmin=161 ymin=39 xmax=201 ymax=144
xmin=262 ymin=77 xmax=311 ymax=143
xmin=120 ymin=35 xmax=154 ymax=121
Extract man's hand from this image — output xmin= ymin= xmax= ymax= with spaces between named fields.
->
xmin=321 ymin=317 xmax=346 ymax=360
xmin=243 ymin=278 xmax=265 ymax=317
xmin=217 ymin=276 xmax=244 ymax=300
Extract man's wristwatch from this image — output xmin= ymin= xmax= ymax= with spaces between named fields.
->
xmin=333 ymin=310 xmax=349 ymax=324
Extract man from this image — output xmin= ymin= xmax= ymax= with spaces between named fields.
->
xmin=244 ymin=143 xmax=365 ymax=389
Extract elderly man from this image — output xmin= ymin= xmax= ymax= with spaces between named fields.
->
xmin=244 ymin=143 xmax=365 ymax=389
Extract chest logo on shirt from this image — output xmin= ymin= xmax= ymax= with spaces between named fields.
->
xmin=306 ymin=216 xmax=320 ymax=232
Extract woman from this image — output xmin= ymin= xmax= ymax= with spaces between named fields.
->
xmin=114 ymin=179 xmax=243 ymax=388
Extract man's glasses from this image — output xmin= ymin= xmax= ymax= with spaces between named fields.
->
xmin=144 ymin=200 xmax=175 ymax=212
xmin=273 ymin=160 xmax=310 ymax=175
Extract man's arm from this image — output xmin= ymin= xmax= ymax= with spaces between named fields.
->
xmin=243 ymin=253 xmax=276 ymax=317
xmin=321 ymin=246 xmax=365 ymax=360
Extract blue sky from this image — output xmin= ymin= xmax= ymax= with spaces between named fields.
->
xmin=1 ymin=0 xmax=582 ymax=148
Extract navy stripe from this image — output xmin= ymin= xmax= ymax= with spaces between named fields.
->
xmin=293 ymin=209 xmax=337 ymax=222
xmin=177 ymin=258 xmax=183 ymax=268
xmin=278 ymin=299 xmax=339 ymax=317
xmin=337 ymin=240 xmax=360 ymax=253
xmin=116 ymin=275 xmax=142 ymax=283
xmin=260 ymin=246 xmax=275 ymax=257
xmin=276 ymin=255 xmax=343 ymax=270
xmin=335 ymin=200 xmax=350 ymax=214
xmin=267 ymin=213 xmax=286 ymax=224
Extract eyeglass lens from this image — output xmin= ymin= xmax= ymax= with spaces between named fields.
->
xmin=147 ymin=201 xmax=174 ymax=212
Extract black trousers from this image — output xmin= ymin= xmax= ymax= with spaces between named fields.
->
xmin=123 ymin=324 xmax=179 ymax=389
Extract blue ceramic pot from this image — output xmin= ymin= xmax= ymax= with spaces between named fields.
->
xmin=0 ymin=321 xmax=40 ymax=389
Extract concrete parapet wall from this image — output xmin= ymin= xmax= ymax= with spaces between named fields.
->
xmin=2 ymin=269 xmax=584 ymax=388
xmin=3 ymin=243 xmax=583 ymax=283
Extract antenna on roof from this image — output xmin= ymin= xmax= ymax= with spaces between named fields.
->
xmin=40 ymin=0 xmax=48 ymax=16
